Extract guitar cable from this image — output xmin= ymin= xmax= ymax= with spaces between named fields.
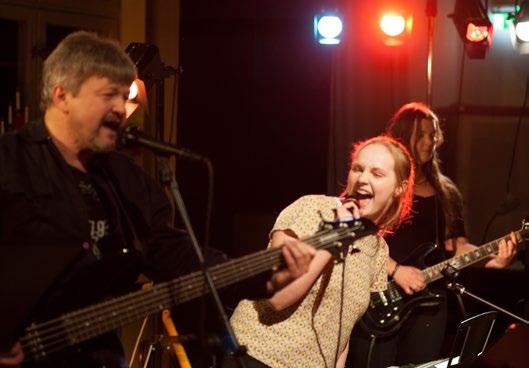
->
xmin=310 ymin=256 xmax=347 ymax=368
xmin=333 ymin=255 xmax=347 ymax=367
xmin=365 ymin=334 xmax=376 ymax=368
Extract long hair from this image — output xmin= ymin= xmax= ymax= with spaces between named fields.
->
xmin=341 ymin=135 xmax=415 ymax=235
xmin=386 ymin=102 xmax=463 ymax=238
xmin=41 ymin=31 xmax=136 ymax=110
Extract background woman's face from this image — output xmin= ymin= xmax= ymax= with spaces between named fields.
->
xmin=411 ymin=118 xmax=437 ymax=166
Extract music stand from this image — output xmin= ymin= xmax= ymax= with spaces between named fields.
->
xmin=446 ymin=311 xmax=497 ymax=367
xmin=415 ymin=311 xmax=497 ymax=368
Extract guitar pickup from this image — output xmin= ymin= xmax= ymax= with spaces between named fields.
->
xmin=378 ymin=291 xmax=389 ymax=306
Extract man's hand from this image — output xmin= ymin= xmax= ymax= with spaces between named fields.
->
xmin=393 ymin=265 xmax=425 ymax=295
xmin=267 ymin=238 xmax=316 ymax=293
xmin=0 ymin=342 xmax=23 ymax=367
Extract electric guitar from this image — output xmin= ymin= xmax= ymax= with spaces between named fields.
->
xmin=358 ymin=219 xmax=529 ymax=338
xmin=18 ymin=218 xmax=377 ymax=362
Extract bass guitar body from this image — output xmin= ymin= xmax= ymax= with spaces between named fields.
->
xmin=358 ymin=242 xmax=445 ymax=338
xmin=359 ymin=220 xmax=529 ymax=338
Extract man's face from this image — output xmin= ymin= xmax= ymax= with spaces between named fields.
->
xmin=65 ymin=76 xmax=130 ymax=152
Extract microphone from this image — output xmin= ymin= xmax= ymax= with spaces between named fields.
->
xmin=119 ymin=125 xmax=207 ymax=162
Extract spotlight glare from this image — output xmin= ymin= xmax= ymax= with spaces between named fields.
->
xmin=128 ymin=80 xmax=139 ymax=100
xmin=515 ymin=21 xmax=529 ymax=42
xmin=380 ymin=14 xmax=406 ymax=37
xmin=317 ymin=16 xmax=343 ymax=39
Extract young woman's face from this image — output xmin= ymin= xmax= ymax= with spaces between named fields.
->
xmin=346 ymin=143 xmax=399 ymax=224
xmin=412 ymin=118 xmax=437 ymax=166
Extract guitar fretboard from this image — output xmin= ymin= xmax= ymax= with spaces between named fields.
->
xmin=422 ymin=231 xmax=521 ymax=284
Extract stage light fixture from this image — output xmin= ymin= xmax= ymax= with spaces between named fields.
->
xmin=509 ymin=1 xmax=529 ymax=53
xmin=514 ymin=1 xmax=529 ymax=41
xmin=451 ymin=0 xmax=493 ymax=59
xmin=379 ymin=10 xmax=412 ymax=46
xmin=125 ymin=42 xmax=178 ymax=90
xmin=128 ymin=80 xmax=139 ymax=100
xmin=380 ymin=14 xmax=406 ymax=37
xmin=125 ymin=42 xmax=179 ymax=139
xmin=314 ymin=13 xmax=343 ymax=45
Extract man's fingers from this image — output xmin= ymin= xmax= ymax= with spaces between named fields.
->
xmin=0 ymin=342 xmax=23 ymax=366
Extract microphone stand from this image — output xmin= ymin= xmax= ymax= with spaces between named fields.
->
xmin=442 ymin=265 xmax=529 ymax=325
xmin=157 ymin=157 xmax=247 ymax=368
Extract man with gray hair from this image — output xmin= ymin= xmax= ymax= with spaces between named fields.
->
xmin=0 ymin=31 xmax=314 ymax=367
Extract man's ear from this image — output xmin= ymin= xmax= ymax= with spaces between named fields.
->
xmin=51 ymin=85 xmax=69 ymax=112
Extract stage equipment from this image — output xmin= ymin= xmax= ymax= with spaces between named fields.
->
xmin=380 ymin=14 xmax=405 ymax=37
xmin=451 ymin=0 xmax=493 ymax=59
xmin=313 ymin=12 xmax=343 ymax=45
xmin=128 ymin=80 xmax=139 ymax=100
xmin=379 ymin=10 xmax=413 ymax=46
xmin=125 ymin=42 xmax=180 ymax=141
xmin=511 ymin=1 xmax=529 ymax=53
xmin=375 ymin=0 xmax=414 ymax=47
xmin=514 ymin=1 xmax=529 ymax=41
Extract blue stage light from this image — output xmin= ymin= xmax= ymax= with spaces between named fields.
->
xmin=314 ymin=13 xmax=343 ymax=45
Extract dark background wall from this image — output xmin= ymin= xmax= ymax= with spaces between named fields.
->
xmin=176 ymin=0 xmax=529 ymax=257
xmin=177 ymin=1 xmax=334 ymax=256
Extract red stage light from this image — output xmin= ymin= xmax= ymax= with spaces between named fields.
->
xmin=380 ymin=14 xmax=406 ymax=37
xmin=466 ymin=22 xmax=491 ymax=43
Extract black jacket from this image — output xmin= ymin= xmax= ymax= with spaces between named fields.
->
xmin=0 ymin=121 xmax=267 ymax=367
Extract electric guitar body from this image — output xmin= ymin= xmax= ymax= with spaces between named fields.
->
xmin=359 ymin=220 xmax=529 ymax=338
xmin=358 ymin=242 xmax=445 ymax=338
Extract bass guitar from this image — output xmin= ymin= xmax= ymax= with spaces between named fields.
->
xmin=18 ymin=218 xmax=377 ymax=362
xmin=358 ymin=219 xmax=528 ymax=338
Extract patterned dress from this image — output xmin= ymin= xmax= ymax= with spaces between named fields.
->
xmin=230 ymin=195 xmax=388 ymax=367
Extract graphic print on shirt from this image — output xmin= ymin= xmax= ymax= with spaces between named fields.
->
xmin=72 ymin=169 xmax=113 ymax=259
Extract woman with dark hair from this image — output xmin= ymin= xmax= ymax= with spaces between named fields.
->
xmin=348 ymin=102 xmax=516 ymax=367
xmin=222 ymin=136 xmax=415 ymax=368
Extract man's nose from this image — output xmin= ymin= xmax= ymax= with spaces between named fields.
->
xmin=113 ymin=97 xmax=127 ymax=117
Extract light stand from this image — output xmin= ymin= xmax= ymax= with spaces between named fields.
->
xmin=426 ymin=0 xmax=437 ymax=105
xmin=157 ymin=157 xmax=248 ymax=368
xmin=125 ymin=43 xmax=242 ymax=367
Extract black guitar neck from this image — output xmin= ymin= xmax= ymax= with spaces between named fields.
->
xmin=422 ymin=229 xmax=524 ymax=284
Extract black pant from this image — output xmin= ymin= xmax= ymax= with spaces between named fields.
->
xmin=347 ymin=301 xmax=447 ymax=368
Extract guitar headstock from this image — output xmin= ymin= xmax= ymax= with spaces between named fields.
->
xmin=321 ymin=217 xmax=378 ymax=237
xmin=318 ymin=217 xmax=378 ymax=261
xmin=520 ymin=218 xmax=529 ymax=241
